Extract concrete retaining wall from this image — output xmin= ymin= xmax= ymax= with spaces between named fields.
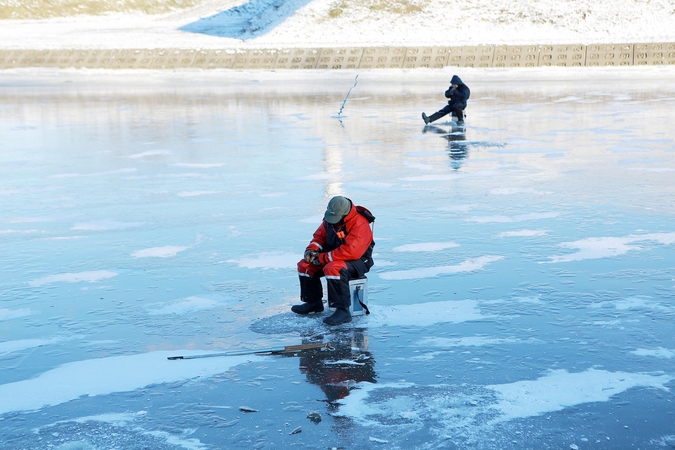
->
xmin=1 ymin=43 xmax=674 ymax=70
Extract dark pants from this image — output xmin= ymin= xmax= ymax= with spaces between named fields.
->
xmin=428 ymin=103 xmax=464 ymax=123
xmin=298 ymin=259 xmax=364 ymax=310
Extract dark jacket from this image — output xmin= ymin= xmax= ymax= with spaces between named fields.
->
xmin=445 ymin=75 xmax=470 ymax=109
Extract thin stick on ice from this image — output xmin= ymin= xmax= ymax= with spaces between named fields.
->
xmin=167 ymin=342 xmax=331 ymax=360
xmin=336 ymin=74 xmax=359 ymax=119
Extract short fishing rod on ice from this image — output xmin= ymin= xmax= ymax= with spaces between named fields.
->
xmin=167 ymin=342 xmax=332 ymax=360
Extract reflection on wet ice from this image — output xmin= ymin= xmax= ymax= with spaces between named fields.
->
xmin=423 ymin=124 xmax=469 ymax=170
xmin=294 ymin=329 xmax=376 ymax=405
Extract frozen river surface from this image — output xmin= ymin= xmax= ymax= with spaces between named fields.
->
xmin=1 ymin=69 xmax=674 ymax=450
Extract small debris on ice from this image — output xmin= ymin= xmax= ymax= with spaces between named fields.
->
xmin=570 ymin=445 xmax=579 ymax=450
xmin=369 ymin=437 xmax=389 ymax=444
xmin=239 ymin=406 xmax=259 ymax=413
xmin=289 ymin=426 xmax=302 ymax=435
xmin=307 ymin=411 xmax=322 ymax=423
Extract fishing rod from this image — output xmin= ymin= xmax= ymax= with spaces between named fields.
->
xmin=336 ymin=74 xmax=359 ymax=119
xmin=167 ymin=342 xmax=332 ymax=360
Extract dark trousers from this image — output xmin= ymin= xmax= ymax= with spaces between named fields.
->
xmin=428 ymin=103 xmax=464 ymax=123
xmin=298 ymin=260 xmax=363 ymax=310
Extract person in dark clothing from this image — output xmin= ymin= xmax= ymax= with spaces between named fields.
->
xmin=292 ymin=196 xmax=375 ymax=326
xmin=422 ymin=75 xmax=470 ymax=126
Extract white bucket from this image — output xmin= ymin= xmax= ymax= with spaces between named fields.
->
xmin=348 ymin=277 xmax=368 ymax=316
xmin=328 ymin=277 xmax=369 ymax=316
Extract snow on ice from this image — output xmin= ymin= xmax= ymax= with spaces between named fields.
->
xmin=0 ymin=351 xmax=262 ymax=415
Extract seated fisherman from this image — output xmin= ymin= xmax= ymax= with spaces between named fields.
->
xmin=291 ymin=196 xmax=375 ymax=326
xmin=422 ymin=74 xmax=470 ymax=126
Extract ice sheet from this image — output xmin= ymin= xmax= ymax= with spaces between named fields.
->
xmin=1 ymin=70 xmax=674 ymax=449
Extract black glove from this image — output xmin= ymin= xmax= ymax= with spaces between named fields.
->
xmin=304 ymin=250 xmax=319 ymax=264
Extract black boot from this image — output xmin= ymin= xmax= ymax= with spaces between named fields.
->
xmin=323 ymin=307 xmax=351 ymax=325
xmin=291 ymin=301 xmax=324 ymax=315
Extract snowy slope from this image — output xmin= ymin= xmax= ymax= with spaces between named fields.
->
xmin=0 ymin=0 xmax=673 ymax=50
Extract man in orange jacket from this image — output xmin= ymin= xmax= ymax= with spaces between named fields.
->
xmin=292 ymin=196 xmax=375 ymax=325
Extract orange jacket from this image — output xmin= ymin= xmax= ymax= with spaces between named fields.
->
xmin=307 ymin=202 xmax=374 ymax=265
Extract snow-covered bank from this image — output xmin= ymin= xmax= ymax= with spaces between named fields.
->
xmin=0 ymin=0 xmax=673 ymax=50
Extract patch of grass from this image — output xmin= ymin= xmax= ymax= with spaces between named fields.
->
xmin=0 ymin=0 xmax=204 ymax=20
xmin=367 ymin=0 xmax=424 ymax=15
xmin=324 ymin=0 xmax=426 ymax=19
xmin=328 ymin=1 xmax=347 ymax=18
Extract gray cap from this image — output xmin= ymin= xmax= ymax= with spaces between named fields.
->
xmin=324 ymin=196 xmax=351 ymax=224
